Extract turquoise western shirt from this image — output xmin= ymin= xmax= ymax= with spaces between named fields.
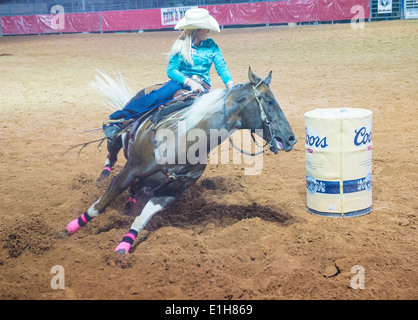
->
xmin=167 ymin=38 xmax=233 ymax=88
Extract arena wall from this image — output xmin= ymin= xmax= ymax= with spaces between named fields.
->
xmin=0 ymin=0 xmax=371 ymax=36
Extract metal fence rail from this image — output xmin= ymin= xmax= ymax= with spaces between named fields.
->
xmin=370 ymin=0 xmax=402 ymax=20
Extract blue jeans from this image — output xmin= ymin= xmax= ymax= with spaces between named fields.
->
xmin=109 ymin=80 xmax=183 ymax=120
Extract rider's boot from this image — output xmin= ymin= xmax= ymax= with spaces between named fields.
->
xmin=104 ymin=123 xmax=123 ymax=140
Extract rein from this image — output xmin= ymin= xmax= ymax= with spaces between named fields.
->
xmin=228 ymin=80 xmax=276 ymax=156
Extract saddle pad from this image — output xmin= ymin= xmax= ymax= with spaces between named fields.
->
xmin=121 ymin=92 xmax=199 ymax=159
xmin=150 ymin=92 xmax=199 ymax=122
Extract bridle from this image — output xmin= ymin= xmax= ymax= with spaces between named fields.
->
xmin=229 ymin=80 xmax=277 ymax=156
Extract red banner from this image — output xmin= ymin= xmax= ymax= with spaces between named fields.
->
xmin=205 ymin=0 xmax=369 ymax=25
xmin=202 ymin=2 xmax=268 ymax=26
xmin=269 ymin=0 xmax=315 ymax=23
xmin=0 ymin=12 xmax=100 ymax=35
xmin=0 ymin=1 xmax=371 ymax=35
xmin=268 ymin=0 xmax=369 ymax=24
xmin=101 ymin=9 xmax=163 ymax=32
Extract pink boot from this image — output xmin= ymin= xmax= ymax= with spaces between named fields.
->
xmin=115 ymin=241 xmax=132 ymax=254
xmin=66 ymin=219 xmax=81 ymax=234
xmin=66 ymin=212 xmax=92 ymax=234
xmin=114 ymin=230 xmax=138 ymax=254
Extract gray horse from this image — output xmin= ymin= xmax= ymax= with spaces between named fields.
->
xmin=66 ymin=68 xmax=297 ymax=254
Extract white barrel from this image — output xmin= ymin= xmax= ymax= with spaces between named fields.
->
xmin=305 ymin=108 xmax=372 ymax=217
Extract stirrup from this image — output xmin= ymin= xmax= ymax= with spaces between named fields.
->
xmin=103 ymin=123 xmax=123 ymax=140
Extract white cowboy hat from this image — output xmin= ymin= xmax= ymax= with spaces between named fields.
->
xmin=174 ymin=8 xmax=220 ymax=33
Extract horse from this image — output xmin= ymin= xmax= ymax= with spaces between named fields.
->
xmin=66 ymin=68 xmax=297 ymax=254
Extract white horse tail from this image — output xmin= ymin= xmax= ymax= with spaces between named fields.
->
xmin=91 ymin=69 xmax=133 ymax=111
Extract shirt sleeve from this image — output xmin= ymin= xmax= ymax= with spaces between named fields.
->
xmin=167 ymin=53 xmax=188 ymax=85
xmin=212 ymin=42 xmax=233 ymax=87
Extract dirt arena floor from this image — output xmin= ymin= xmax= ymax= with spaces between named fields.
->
xmin=0 ymin=20 xmax=417 ymax=300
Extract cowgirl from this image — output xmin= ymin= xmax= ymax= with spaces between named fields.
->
xmin=105 ymin=8 xmax=234 ymax=139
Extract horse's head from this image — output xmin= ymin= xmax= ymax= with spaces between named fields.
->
xmin=232 ymin=68 xmax=297 ymax=154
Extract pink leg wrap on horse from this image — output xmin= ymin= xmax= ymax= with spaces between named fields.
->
xmin=66 ymin=212 xmax=92 ymax=234
xmin=115 ymin=230 xmax=138 ymax=253
xmin=126 ymin=197 xmax=136 ymax=204
xmin=67 ymin=219 xmax=81 ymax=234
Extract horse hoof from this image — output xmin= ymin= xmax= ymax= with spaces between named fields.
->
xmin=66 ymin=219 xmax=81 ymax=234
xmin=97 ymin=167 xmax=111 ymax=182
xmin=115 ymin=241 xmax=131 ymax=254
xmin=57 ymin=229 xmax=71 ymax=238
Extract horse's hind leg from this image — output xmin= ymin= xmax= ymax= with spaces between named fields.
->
xmin=67 ymin=165 xmax=138 ymax=234
xmin=124 ymin=184 xmax=142 ymax=213
xmin=97 ymin=137 xmax=122 ymax=181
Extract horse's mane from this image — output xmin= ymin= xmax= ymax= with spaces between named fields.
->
xmin=152 ymin=89 xmax=227 ymax=141
xmin=175 ymin=84 xmax=248 ymax=134
xmin=176 ymin=89 xmax=227 ymax=133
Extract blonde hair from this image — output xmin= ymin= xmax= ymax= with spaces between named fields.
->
xmin=169 ymin=29 xmax=200 ymax=65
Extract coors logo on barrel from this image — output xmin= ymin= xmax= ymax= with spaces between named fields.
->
xmin=354 ymin=126 xmax=372 ymax=146
xmin=305 ymin=127 xmax=329 ymax=149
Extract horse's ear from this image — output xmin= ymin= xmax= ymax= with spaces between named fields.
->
xmin=264 ymin=71 xmax=272 ymax=86
xmin=248 ymin=67 xmax=261 ymax=85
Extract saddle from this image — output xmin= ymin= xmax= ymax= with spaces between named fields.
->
xmin=115 ymin=86 xmax=200 ymax=159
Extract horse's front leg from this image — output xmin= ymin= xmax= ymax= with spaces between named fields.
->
xmin=114 ymin=166 xmax=206 ymax=254
xmin=115 ymin=193 xmax=178 ymax=254
xmin=67 ymin=164 xmax=138 ymax=234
